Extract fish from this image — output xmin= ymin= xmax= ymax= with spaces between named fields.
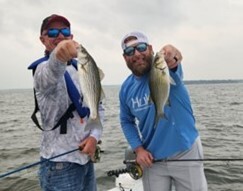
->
xmin=77 ymin=44 xmax=105 ymax=130
xmin=148 ymin=51 xmax=174 ymax=129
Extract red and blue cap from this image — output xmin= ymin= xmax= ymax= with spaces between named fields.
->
xmin=40 ymin=14 xmax=70 ymax=34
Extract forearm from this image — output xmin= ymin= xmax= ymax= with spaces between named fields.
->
xmin=34 ymin=50 xmax=66 ymax=92
xmin=121 ymin=121 xmax=142 ymax=150
xmin=169 ymin=64 xmax=184 ymax=85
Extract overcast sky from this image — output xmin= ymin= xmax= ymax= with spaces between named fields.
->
xmin=0 ymin=0 xmax=242 ymax=90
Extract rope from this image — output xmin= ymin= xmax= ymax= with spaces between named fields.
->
xmin=0 ymin=147 xmax=80 ymax=179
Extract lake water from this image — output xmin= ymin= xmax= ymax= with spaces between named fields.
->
xmin=0 ymin=82 xmax=243 ymax=191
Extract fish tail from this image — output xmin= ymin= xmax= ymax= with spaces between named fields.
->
xmin=153 ymin=119 xmax=158 ymax=129
xmin=153 ymin=115 xmax=160 ymax=129
xmin=153 ymin=112 xmax=167 ymax=129
xmin=84 ymin=116 xmax=103 ymax=132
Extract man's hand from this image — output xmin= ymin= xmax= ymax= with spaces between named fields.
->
xmin=79 ymin=136 xmax=97 ymax=160
xmin=160 ymin=44 xmax=183 ymax=69
xmin=55 ymin=40 xmax=79 ymax=63
xmin=135 ymin=146 xmax=153 ymax=168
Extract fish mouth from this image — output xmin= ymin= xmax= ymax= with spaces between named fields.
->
xmin=79 ymin=59 xmax=89 ymax=65
xmin=156 ymin=66 xmax=167 ymax=71
xmin=78 ymin=53 xmax=89 ymax=65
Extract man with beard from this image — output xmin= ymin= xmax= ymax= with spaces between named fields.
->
xmin=119 ymin=31 xmax=207 ymax=191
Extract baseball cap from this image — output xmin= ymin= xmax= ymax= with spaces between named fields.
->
xmin=40 ymin=14 xmax=70 ymax=34
xmin=121 ymin=31 xmax=149 ymax=50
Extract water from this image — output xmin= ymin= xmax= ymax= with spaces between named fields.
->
xmin=0 ymin=82 xmax=243 ymax=191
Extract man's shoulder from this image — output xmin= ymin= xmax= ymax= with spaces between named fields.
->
xmin=120 ymin=75 xmax=135 ymax=97
xmin=121 ymin=74 xmax=134 ymax=87
xmin=28 ymin=56 xmax=49 ymax=70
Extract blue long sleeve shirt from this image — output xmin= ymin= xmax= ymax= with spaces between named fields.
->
xmin=119 ymin=64 xmax=198 ymax=160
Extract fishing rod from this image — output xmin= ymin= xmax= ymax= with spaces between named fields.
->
xmin=124 ymin=158 xmax=243 ymax=163
xmin=0 ymin=144 xmax=103 ymax=179
xmin=0 ymin=147 xmax=80 ymax=179
xmin=107 ymin=158 xmax=243 ymax=180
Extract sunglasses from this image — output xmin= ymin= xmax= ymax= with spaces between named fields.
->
xmin=45 ymin=28 xmax=71 ymax=38
xmin=123 ymin=43 xmax=148 ymax=56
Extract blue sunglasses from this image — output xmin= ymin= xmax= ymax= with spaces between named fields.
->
xmin=124 ymin=43 xmax=148 ymax=56
xmin=45 ymin=28 xmax=71 ymax=38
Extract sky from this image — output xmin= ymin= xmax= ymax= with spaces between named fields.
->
xmin=0 ymin=0 xmax=242 ymax=90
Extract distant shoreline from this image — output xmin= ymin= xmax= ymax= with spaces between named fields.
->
xmin=184 ymin=79 xmax=243 ymax=85
xmin=1 ymin=79 xmax=243 ymax=90
xmin=105 ymin=79 xmax=243 ymax=87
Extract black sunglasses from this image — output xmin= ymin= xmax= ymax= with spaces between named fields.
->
xmin=124 ymin=43 xmax=148 ymax=56
xmin=45 ymin=28 xmax=71 ymax=38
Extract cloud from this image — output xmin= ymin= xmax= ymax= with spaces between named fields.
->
xmin=0 ymin=0 xmax=242 ymax=89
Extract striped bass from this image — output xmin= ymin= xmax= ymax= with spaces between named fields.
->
xmin=77 ymin=44 xmax=105 ymax=130
xmin=149 ymin=51 xmax=173 ymax=129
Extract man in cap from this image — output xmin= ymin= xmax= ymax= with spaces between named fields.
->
xmin=119 ymin=31 xmax=208 ymax=191
xmin=28 ymin=14 xmax=104 ymax=191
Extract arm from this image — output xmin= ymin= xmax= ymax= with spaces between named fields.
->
xmin=134 ymin=146 xmax=153 ymax=168
xmin=34 ymin=40 xmax=79 ymax=91
xmin=160 ymin=44 xmax=184 ymax=84
xmin=79 ymin=102 xmax=104 ymax=159
xmin=119 ymin=90 xmax=142 ymax=150
xmin=160 ymin=44 xmax=182 ymax=70
xmin=119 ymin=88 xmax=154 ymax=167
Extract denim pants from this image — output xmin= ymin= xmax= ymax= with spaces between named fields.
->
xmin=39 ymin=158 xmax=97 ymax=191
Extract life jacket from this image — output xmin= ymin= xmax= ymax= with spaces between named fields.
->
xmin=28 ymin=55 xmax=90 ymax=134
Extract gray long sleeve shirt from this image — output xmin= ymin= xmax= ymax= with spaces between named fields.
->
xmin=33 ymin=51 xmax=104 ymax=165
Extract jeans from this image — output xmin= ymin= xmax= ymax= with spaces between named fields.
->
xmin=38 ymin=157 xmax=97 ymax=191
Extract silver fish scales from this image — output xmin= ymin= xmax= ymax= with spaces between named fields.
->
xmin=149 ymin=51 xmax=171 ymax=129
xmin=77 ymin=44 xmax=105 ymax=130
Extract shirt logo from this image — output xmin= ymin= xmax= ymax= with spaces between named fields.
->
xmin=131 ymin=93 xmax=150 ymax=111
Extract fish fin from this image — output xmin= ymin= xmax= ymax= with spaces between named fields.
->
xmin=148 ymin=96 xmax=152 ymax=104
xmin=100 ymin=88 xmax=106 ymax=100
xmin=98 ymin=68 xmax=105 ymax=81
xmin=165 ymin=99 xmax=170 ymax=106
xmin=153 ymin=119 xmax=159 ymax=129
xmin=153 ymin=113 xmax=161 ymax=129
xmin=153 ymin=112 xmax=168 ymax=129
xmin=148 ymin=95 xmax=154 ymax=104
xmin=169 ymin=76 xmax=176 ymax=85
xmin=164 ymin=113 xmax=168 ymax=120
xmin=84 ymin=116 xmax=103 ymax=132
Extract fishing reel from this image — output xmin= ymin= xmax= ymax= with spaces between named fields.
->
xmin=127 ymin=163 xmax=143 ymax=180
xmin=107 ymin=163 xmax=143 ymax=180
xmin=124 ymin=147 xmax=143 ymax=180
xmin=78 ymin=141 xmax=102 ymax=163
xmin=107 ymin=147 xmax=143 ymax=180
xmin=91 ymin=140 xmax=102 ymax=163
